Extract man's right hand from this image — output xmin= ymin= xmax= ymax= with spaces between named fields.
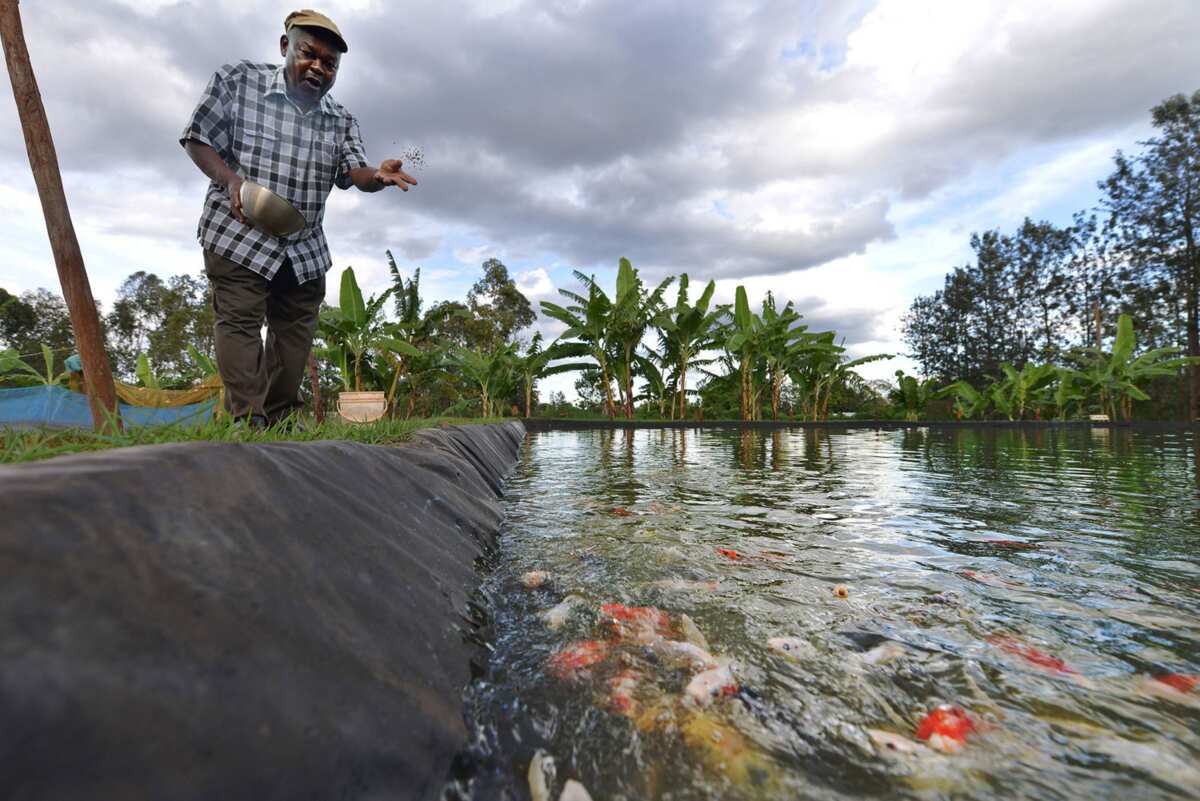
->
xmin=227 ymin=175 xmax=247 ymax=225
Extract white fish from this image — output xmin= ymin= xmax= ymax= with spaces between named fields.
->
xmin=867 ymin=728 xmax=930 ymax=757
xmin=527 ymin=749 xmax=556 ymax=801
xmin=685 ymin=660 xmax=737 ymax=706
xmin=651 ymin=639 xmax=719 ymax=672
xmin=542 ymin=595 xmax=585 ymax=629
xmin=677 ymin=613 xmax=710 ymax=651
xmin=521 ymin=570 xmax=550 ymax=589
xmin=558 ymin=779 xmax=594 ymax=801
xmin=860 ymin=642 xmax=906 ymax=666
xmin=768 ymin=636 xmax=816 ymax=661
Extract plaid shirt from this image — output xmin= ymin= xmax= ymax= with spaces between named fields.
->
xmin=180 ymin=61 xmax=370 ymax=284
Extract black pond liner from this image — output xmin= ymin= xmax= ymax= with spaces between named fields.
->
xmin=0 ymin=421 xmax=525 ymax=801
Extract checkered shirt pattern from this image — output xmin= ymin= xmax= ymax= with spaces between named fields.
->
xmin=180 ymin=61 xmax=371 ymax=284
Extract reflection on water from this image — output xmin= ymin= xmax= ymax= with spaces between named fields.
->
xmin=451 ymin=427 xmax=1200 ymax=801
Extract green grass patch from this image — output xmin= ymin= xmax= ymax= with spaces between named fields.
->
xmin=0 ymin=416 xmax=506 ymax=466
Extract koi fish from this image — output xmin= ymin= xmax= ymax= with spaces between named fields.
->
xmin=649 ymin=639 xmax=719 ymax=672
xmin=962 ymin=569 xmax=1023 ymax=589
xmin=601 ymin=603 xmax=673 ymax=642
xmin=989 ymin=634 xmax=1078 ymax=675
xmin=611 ymin=507 xmax=634 ymax=517
xmin=717 ymin=547 xmax=742 ymax=560
xmin=558 ymin=780 xmax=594 ymax=801
xmin=860 ymin=641 xmax=905 ymax=666
xmin=915 ymin=705 xmax=976 ymax=753
xmin=982 ymin=539 xmax=1037 ymax=550
xmin=607 ymin=669 xmax=641 ymax=714
xmin=1153 ymin=673 xmax=1198 ymax=694
xmin=521 ymin=570 xmax=551 ymax=589
xmin=677 ymin=613 xmax=711 ymax=651
xmin=548 ymin=640 xmax=611 ymax=680
xmin=767 ymin=636 xmax=816 ymax=661
xmin=542 ymin=595 xmax=585 ymax=630
xmin=527 ymin=749 xmax=556 ymax=801
xmin=867 ymin=728 xmax=929 ymax=756
xmin=685 ymin=661 xmax=737 ymax=706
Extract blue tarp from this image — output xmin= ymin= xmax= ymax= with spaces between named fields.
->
xmin=0 ymin=385 xmax=216 ymax=429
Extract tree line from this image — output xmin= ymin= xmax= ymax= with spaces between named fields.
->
xmin=902 ymin=90 xmax=1200 ymax=420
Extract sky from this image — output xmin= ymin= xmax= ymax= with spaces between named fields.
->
xmin=2 ymin=0 xmax=1198 ymax=399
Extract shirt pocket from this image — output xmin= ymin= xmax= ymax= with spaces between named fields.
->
xmin=313 ymin=131 xmax=341 ymax=183
xmin=237 ymin=124 xmax=280 ymax=171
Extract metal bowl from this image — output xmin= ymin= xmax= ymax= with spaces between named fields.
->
xmin=239 ymin=180 xmax=305 ymax=237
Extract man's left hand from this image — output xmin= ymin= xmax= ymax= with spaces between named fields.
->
xmin=375 ymin=159 xmax=418 ymax=191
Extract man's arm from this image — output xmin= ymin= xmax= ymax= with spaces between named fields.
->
xmin=347 ymin=160 xmax=418 ymax=193
xmin=183 ymin=140 xmax=247 ymax=224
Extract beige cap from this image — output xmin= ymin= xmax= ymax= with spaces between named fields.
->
xmin=284 ymin=9 xmax=348 ymax=53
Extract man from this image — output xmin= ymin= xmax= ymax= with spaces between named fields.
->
xmin=180 ymin=9 xmax=416 ymax=427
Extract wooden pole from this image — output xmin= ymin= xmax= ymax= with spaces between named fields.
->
xmin=0 ymin=0 xmax=120 ymax=431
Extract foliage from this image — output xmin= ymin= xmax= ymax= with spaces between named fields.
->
xmin=892 ymin=370 xmax=937 ymax=422
xmin=0 ymin=343 xmax=70 ymax=387
xmin=106 ymin=272 xmax=214 ymax=386
xmin=653 ymin=274 xmax=725 ymax=419
xmin=541 ymin=273 xmax=619 ymax=417
xmin=904 ymin=89 xmax=1200 ymax=420
xmin=316 ymin=267 xmax=418 ymax=392
xmin=1067 ymin=313 xmax=1200 ymax=421
xmin=445 ymin=342 xmax=518 ymax=418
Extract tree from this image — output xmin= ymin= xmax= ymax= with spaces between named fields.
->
xmin=653 ymin=274 xmax=725 ymax=419
xmin=511 ymin=333 xmax=590 ymax=417
xmin=0 ymin=288 xmax=75 ymax=379
xmin=1100 ymin=90 xmax=1200 ymax=419
xmin=541 ymin=273 xmax=619 ymax=418
xmin=723 ymin=286 xmax=765 ymax=421
xmin=607 ymin=257 xmax=673 ymax=418
xmin=1068 ymin=313 xmax=1199 ymax=422
xmin=105 ymin=272 xmax=213 ymax=385
xmin=467 ymin=258 xmax=535 ymax=351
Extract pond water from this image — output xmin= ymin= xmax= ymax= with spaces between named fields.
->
xmin=449 ymin=427 xmax=1200 ymax=801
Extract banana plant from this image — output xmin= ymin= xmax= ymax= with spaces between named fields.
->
xmin=608 ymin=257 xmax=674 ymax=418
xmin=316 ymin=266 xmax=398 ymax=392
xmin=723 ymin=286 xmax=767 ymax=421
xmin=541 ymin=273 xmax=618 ymax=418
xmin=0 ymin=344 xmax=70 ymax=387
xmin=758 ymin=294 xmax=806 ymax=420
xmin=445 ymin=343 xmax=517 ymax=418
xmin=1046 ymin=367 xmax=1088 ymax=421
xmin=512 ymin=333 xmax=591 ymax=417
xmin=187 ymin=345 xmax=218 ymax=378
xmin=135 ymin=353 xmax=163 ymax=389
xmin=1068 ymin=313 xmax=1200 ymax=421
xmin=893 ymin=369 xmax=937 ymax=421
xmin=992 ymin=362 xmax=1058 ymax=420
xmin=653 ymin=274 xmax=726 ymax=420
xmin=937 ymin=380 xmax=992 ymax=420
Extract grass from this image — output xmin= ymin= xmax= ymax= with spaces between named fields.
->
xmin=0 ymin=416 xmax=506 ymax=466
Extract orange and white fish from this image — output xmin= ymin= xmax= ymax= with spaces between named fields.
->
xmin=915 ymin=705 xmax=977 ymax=754
xmin=685 ymin=661 xmax=737 ymax=706
xmin=547 ymin=640 xmax=611 ymax=680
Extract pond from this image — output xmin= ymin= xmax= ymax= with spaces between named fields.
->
xmin=449 ymin=427 xmax=1200 ymax=800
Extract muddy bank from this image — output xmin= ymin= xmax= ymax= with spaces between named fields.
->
xmin=0 ymin=421 xmax=524 ymax=801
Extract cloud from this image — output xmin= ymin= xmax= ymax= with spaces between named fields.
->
xmin=2 ymin=0 xmax=1199 ymax=385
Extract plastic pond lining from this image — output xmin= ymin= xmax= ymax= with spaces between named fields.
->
xmin=0 ymin=421 xmax=525 ymax=801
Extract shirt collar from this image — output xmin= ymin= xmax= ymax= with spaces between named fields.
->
xmin=267 ymin=65 xmax=337 ymax=117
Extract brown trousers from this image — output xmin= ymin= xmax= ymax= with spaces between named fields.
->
xmin=203 ymin=251 xmax=325 ymax=422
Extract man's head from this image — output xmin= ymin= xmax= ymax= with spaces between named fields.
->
xmin=280 ymin=10 xmax=347 ymax=106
